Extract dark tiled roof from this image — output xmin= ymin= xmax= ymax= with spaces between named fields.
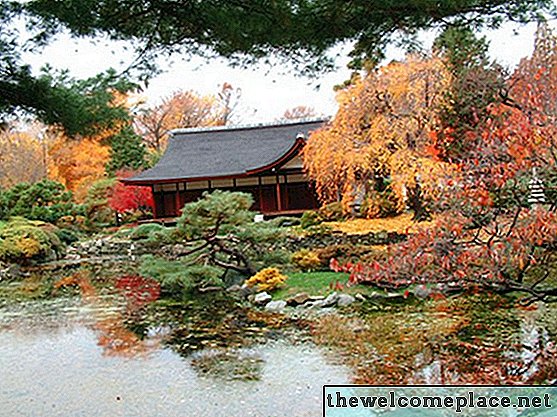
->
xmin=124 ymin=119 xmax=325 ymax=184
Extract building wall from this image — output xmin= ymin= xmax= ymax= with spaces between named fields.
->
xmin=152 ymin=172 xmax=319 ymax=218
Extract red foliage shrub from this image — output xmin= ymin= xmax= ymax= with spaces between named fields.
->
xmin=108 ymin=169 xmax=154 ymax=214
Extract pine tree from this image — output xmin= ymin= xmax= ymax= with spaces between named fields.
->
xmin=106 ymin=126 xmax=147 ymax=174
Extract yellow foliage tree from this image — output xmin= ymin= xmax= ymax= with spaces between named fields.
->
xmin=48 ymin=136 xmax=110 ymax=202
xmin=0 ymin=127 xmax=46 ymax=188
xmin=303 ymin=54 xmax=454 ymax=219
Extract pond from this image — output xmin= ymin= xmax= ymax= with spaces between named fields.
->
xmin=1 ymin=268 xmax=557 ymax=416
xmin=0 ymin=271 xmax=350 ymax=417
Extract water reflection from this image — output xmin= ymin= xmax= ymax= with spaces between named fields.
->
xmin=0 ymin=269 xmax=350 ymax=417
xmin=312 ymin=293 xmax=557 ymax=385
xmin=190 ymin=349 xmax=264 ymax=381
xmin=53 ymin=271 xmax=162 ymax=358
xmin=510 ymin=305 xmax=557 ymax=383
xmin=3 ymin=267 xmax=556 ymax=416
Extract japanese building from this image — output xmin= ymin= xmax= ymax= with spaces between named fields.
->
xmin=123 ymin=119 xmax=325 ymax=218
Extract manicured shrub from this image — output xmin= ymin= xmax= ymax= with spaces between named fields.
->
xmin=300 ymin=210 xmax=323 ymax=228
xmin=291 ymin=249 xmax=322 ymax=271
xmin=83 ymin=178 xmax=117 ymax=226
xmin=180 ymin=264 xmax=224 ymax=288
xmin=129 ymin=223 xmax=169 ymax=242
xmin=134 ymin=191 xmax=290 ymax=297
xmin=56 ymin=215 xmax=87 ymax=230
xmin=177 ymin=190 xmax=285 ymax=277
xmin=139 ymin=255 xmax=187 ymax=292
xmin=0 ymin=217 xmax=65 ymax=263
xmin=54 ymin=228 xmax=81 ymax=245
xmin=314 ymin=244 xmax=377 ymax=268
xmin=256 ymin=249 xmax=292 ymax=269
xmin=245 ymin=267 xmax=287 ymax=292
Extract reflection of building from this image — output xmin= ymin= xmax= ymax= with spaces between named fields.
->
xmin=123 ymin=119 xmax=324 ymax=218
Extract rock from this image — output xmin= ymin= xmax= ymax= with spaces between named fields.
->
xmin=265 ymin=300 xmax=287 ymax=312
xmin=239 ymin=284 xmax=255 ymax=298
xmin=321 ymin=292 xmax=339 ymax=307
xmin=310 ymin=300 xmax=328 ymax=308
xmin=0 ymin=264 xmax=8 ymax=281
xmin=385 ymin=292 xmax=405 ymax=300
xmin=367 ymin=291 xmax=386 ymax=299
xmin=337 ymin=294 xmax=356 ymax=307
xmin=297 ymin=300 xmax=315 ymax=309
xmin=226 ymin=284 xmax=242 ymax=293
xmin=413 ymin=285 xmax=431 ymax=299
xmin=303 ymin=292 xmax=340 ymax=309
xmin=198 ymin=286 xmax=223 ymax=293
xmin=0 ymin=263 xmax=22 ymax=281
xmin=286 ymin=292 xmax=311 ymax=306
xmin=253 ymin=292 xmax=272 ymax=305
xmin=354 ymin=293 xmax=366 ymax=302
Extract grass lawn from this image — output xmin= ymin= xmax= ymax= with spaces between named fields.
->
xmin=272 ymin=271 xmax=349 ymax=299
xmin=324 ymin=212 xmax=435 ymax=235
xmin=272 ymin=270 xmax=410 ymax=302
xmin=271 ymin=271 xmax=387 ymax=300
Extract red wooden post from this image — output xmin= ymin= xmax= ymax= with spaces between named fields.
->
xmin=276 ymin=175 xmax=282 ymax=212
xmin=151 ymin=185 xmax=159 ymax=218
xmin=258 ymin=177 xmax=264 ymax=213
xmin=283 ymin=174 xmax=289 ymax=210
xmin=174 ymin=184 xmax=181 ymax=217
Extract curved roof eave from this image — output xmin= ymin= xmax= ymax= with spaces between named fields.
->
xmin=122 ymin=136 xmax=308 ymax=186
xmin=122 ymin=119 xmax=325 ymax=185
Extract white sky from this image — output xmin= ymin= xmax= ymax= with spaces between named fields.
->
xmin=22 ymin=20 xmax=542 ymax=124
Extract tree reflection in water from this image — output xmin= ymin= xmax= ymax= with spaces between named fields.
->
xmin=311 ymin=293 xmax=557 ymax=385
xmin=149 ymin=295 xmax=300 ymax=358
xmin=52 ymin=269 xmax=303 ymax=378
xmin=53 ymin=271 xmax=162 ymax=358
xmin=50 ymin=269 xmax=557 ymax=385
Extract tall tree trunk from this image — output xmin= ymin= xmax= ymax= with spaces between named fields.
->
xmin=408 ymin=183 xmax=430 ymax=221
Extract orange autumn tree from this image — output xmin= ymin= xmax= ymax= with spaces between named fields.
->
xmin=304 ymin=54 xmax=452 ymax=219
xmin=0 ymin=120 xmax=112 ymax=201
xmin=48 ymin=91 xmax=142 ymax=202
xmin=505 ymin=22 xmax=557 ymax=174
xmin=134 ymin=88 xmax=233 ymax=153
xmin=48 ymin=136 xmax=111 ymax=202
xmin=332 ymin=25 xmax=557 ymax=304
xmin=281 ymin=105 xmax=318 ymax=121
